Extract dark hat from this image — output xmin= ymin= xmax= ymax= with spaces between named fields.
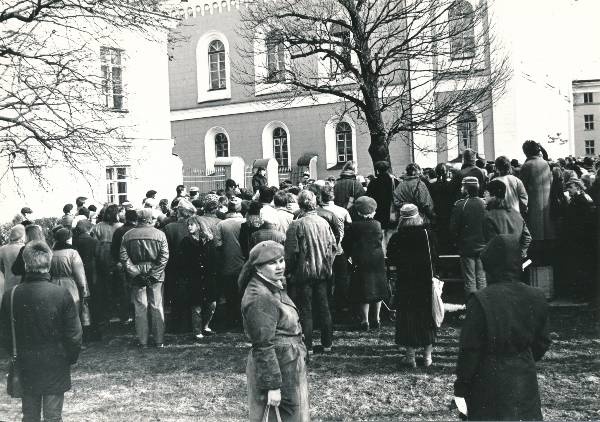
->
xmin=566 ymin=178 xmax=585 ymax=190
xmin=225 ymin=179 xmax=238 ymax=189
xmin=462 ymin=148 xmax=477 ymax=163
xmin=462 ymin=176 xmax=479 ymax=187
xmin=21 ymin=207 xmax=33 ymax=214
xmin=146 ymin=190 xmax=157 ymax=198
xmin=353 ymin=196 xmax=377 ymax=215
xmin=55 ymin=228 xmax=72 ymax=243
xmin=487 ymin=179 xmax=506 ymax=199
xmin=400 ymin=203 xmax=419 ymax=219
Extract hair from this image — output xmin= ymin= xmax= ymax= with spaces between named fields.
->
xmin=76 ymin=219 xmax=93 ymax=233
xmin=124 ymin=209 xmax=138 ymax=223
xmin=11 ymin=214 xmax=25 ymax=226
xmin=298 ymin=190 xmax=317 ymax=211
xmin=495 ymin=156 xmax=511 ymax=176
xmin=23 ymin=240 xmax=52 ymax=273
xmin=88 ymin=204 xmax=97 ymax=212
xmin=475 ymin=158 xmax=485 ymax=169
xmin=288 ymin=186 xmax=300 ymax=196
xmin=374 ymin=161 xmax=390 ymax=176
xmin=511 ymin=159 xmax=520 ymax=167
xmin=405 ymin=163 xmax=420 ymax=176
xmin=63 ymin=203 xmax=73 ymax=214
xmin=463 ymin=184 xmax=479 ymax=197
xmin=225 ymin=179 xmax=237 ymax=189
xmin=321 ymin=184 xmax=335 ymax=203
xmin=522 ymin=140 xmax=541 ymax=157
xmin=75 ymin=196 xmax=87 ymax=207
xmin=342 ymin=160 xmax=356 ymax=173
xmin=307 ymin=184 xmax=323 ymax=206
xmin=434 ymin=163 xmax=447 ymax=181
xmin=486 ymin=197 xmax=510 ymax=211
xmin=258 ymin=186 xmax=275 ymax=204
xmin=273 ymin=190 xmax=289 ymax=207
xmin=102 ymin=204 xmax=119 ymax=224
xmin=247 ymin=201 xmax=263 ymax=216
xmin=399 ymin=215 xmax=423 ymax=227
xmin=78 ymin=206 xmax=90 ymax=218
xmin=177 ymin=205 xmax=195 ymax=219
xmin=186 ymin=215 xmax=213 ymax=241
xmin=137 ymin=208 xmax=154 ymax=224
xmin=25 ymin=224 xmax=44 ymax=243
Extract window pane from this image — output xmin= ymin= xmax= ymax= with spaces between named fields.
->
xmin=117 ymin=167 xmax=127 ymax=179
xmin=106 ymin=168 xmax=114 ymax=180
xmin=117 ymin=182 xmax=127 ymax=194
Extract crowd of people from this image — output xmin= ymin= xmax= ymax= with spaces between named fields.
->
xmin=1 ymin=140 xmax=597 ymax=421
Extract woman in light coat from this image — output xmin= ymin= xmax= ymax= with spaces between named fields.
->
xmin=0 ymin=225 xmax=25 ymax=298
xmin=240 ymin=241 xmax=309 ymax=422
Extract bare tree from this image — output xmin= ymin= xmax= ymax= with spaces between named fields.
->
xmin=237 ymin=0 xmax=510 ymax=167
xmin=0 ymin=0 xmax=174 ymax=181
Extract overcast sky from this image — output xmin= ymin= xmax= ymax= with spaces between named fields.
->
xmin=569 ymin=0 xmax=600 ymax=80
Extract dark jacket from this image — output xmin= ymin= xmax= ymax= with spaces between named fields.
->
xmin=333 ymin=173 xmax=365 ymax=208
xmin=75 ymin=232 xmax=98 ymax=289
xmin=110 ymin=222 xmax=136 ymax=262
xmin=450 ymin=165 xmax=487 ymax=200
xmin=249 ymin=223 xmax=286 ymax=249
xmin=179 ymin=236 xmax=218 ymax=303
xmin=366 ymin=174 xmax=400 ymax=228
xmin=455 ymin=234 xmax=551 ymax=421
xmin=252 ymin=173 xmax=268 ymax=193
xmin=450 ymin=196 xmax=487 ymax=256
xmin=295 ymin=207 xmax=343 ymax=244
xmin=342 ymin=219 xmax=388 ymax=303
xmin=120 ymin=224 xmax=169 ymax=282
xmin=484 ymin=204 xmax=532 ymax=258
xmin=392 ymin=176 xmax=435 ymax=224
xmin=0 ymin=272 xmax=82 ymax=395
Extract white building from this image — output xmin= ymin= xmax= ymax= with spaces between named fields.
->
xmin=0 ymin=22 xmax=182 ymax=223
xmin=572 ymin=79 xmax=600 ymax=157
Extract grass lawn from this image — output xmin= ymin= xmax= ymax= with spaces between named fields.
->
xmin=1 ymin=307 xmax=599 ymax=421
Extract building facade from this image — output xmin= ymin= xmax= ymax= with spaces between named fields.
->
xmin=572 ymin=79 xmax=600 ymax=157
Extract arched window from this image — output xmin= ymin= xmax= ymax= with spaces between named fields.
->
xmin=449 ymin=0 xmax=475 ymax=59
xmin=208 ymin=40 xmax=226 ymax=90
xmin=273 ymin=127 xmax=289 ymax=167
xmin=336 ymin=122 xmax=353 ymax=164
xmin=457 ymin=111 xmax=477 ymax=152
xmin=215 ymin=132 xmax=229 ymax=157
xmin=266 ymin=31 xmax=286 ymax=82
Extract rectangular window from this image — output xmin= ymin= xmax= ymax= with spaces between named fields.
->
xmin=101 ymin=47 xmax=125 ymax=110
xmin=583 ymin=92 xmax=594 ymax=103
xmin=585 ymin=140 xmax=595 ymax=155
xmin=106 ymin=166 xmax=129 ymax=204
xmin=584 ymin=114 xmax=595 ymax=130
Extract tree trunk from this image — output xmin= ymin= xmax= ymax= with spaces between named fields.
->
xmin=368 ymin=134 xmax=391 ymax=167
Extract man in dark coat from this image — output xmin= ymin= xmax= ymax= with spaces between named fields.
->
xmin=0 ymin=240 xmax=82 ymax=422
xmin=110 ymin=209 xmax=138 ymax=323
xmin=449 ymin=149 xmax=487 ymax=200
xmin=366 ymin=161 xmax=400 ymax=250
xmin=251 ymin=167 xmax=268 ymax=193
xmin=454 ymin=234 xmax=551 ymax=421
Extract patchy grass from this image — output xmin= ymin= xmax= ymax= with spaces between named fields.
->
xmin=0 ymin=308 xmax=599 ymax=421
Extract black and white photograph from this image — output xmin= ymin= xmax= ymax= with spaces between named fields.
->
xmin=0 ymin=0 xmax=599 ymax=420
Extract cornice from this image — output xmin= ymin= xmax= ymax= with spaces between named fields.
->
xmin=162 ymin=0 xmax=248 ymax=19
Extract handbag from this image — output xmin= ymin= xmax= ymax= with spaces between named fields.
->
xmin=7 ymin=285 xmax=23 ymax=398
xmin=425 ymin=230 xmax=445 ymax=328
xmin=262 ymin=404 xmax=283 ymax=422
xmin=80 ymin=298 xmax=91 ymax=327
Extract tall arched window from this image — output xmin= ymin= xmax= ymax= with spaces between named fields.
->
xmin=215 ymin=132 xmax=229 ymax=157
xmin=336 ymin=122 xmax=353 ymax=164
xmin=266 ymin=31 xmax=286 ymax=82
xmin=208 ymin=40 xmax=226 ymax=90
xmin=449 ymin=0 xmax=475 ymax=59
xmin=273 ymin=127 xmax=289 ymax=167
xmin=457 ymin=111 xmax=477 ymax=152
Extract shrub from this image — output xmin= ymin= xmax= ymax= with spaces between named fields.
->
xmin=0 ymin=217 xmax=61 ymax=246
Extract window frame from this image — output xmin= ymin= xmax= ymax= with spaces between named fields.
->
xmin=266 ymin=31 xmax=286 ymax=83
xmin=335 ymin=121 xmax=353 ymax=164
xmin=457 ymin=111 xmax=477 ymax=152
xmin=585 ymin=140 xmax=595 ymax=156
xmin=583 ymin=92 xmax=594 ymax=104
xmin=208 ymin=39 xmax=227 ymax=91
xmin=584 ymin=114 xmax=595 ymax=130
xmin=215 ymin=132 xmax=229 ymax=158
xmin=272 ymin=127 xmax=289 ymax=167
xmin=106 ymin=166 xmax=129 ymax=205
xmin=100 ymin=47 xmax=125 ymax=111
xmin=449 ymin=0 xmax=476 ymax=60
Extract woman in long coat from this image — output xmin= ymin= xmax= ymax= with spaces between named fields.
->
xmin=387 ymin=204 xmax=437 ymax=368
xmin=50 ymin=228 xmax=90 ymax=313
xmin=454 ymin=234 xmax=550 ymax=421
xmin=342 ymin=196 xmax=388 ymax=330
xmin=0 ymin=225 xmax=25 ymax=297
xmin=239 ymin=241 xmax=309 ymax=422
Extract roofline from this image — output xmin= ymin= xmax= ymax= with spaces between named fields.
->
xmin=573 ymin=79 xmax=600 ymax=84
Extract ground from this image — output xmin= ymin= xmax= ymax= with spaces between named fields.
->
xmin=0 ymin=307 xmax=599 ymax=421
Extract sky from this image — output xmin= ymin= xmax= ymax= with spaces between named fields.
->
xmin=568 ymin=0 xmax=600 ymax=80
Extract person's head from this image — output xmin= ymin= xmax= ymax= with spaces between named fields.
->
xmin=75 ymin=196 xmax=87 ymax=208
xmin=176 ymin=184 xmax=186 ymax=196
xmin=137 ymin=208 xmax=154 ymax=225
xmin=258 ymin=186 xmax=275 ymax=204
xmin=21 ymin=207 xmax=33 ymax=218
xmin=8 ymin=225 xmax=25 ymax=243
xmin=54 ymin=228 xmax=72 ymax=245
xmin=307 ymin=184 xmax=323 ymax=206
xmin=273 ymin=190 xmax=290 ymax=208
xmin=78 ymin=206 xmax=90 ymax=218
xmin=25 ymin=224 xmax=44 ymax=243
xmin=62 ymin=204 xmax=74 ymax=215
xmin=76 ymin=219 xmax=93 ymax=234
xmin=189 ymin=187 xmax=199 ymax=198
xmin=522 ymin=140 xmax=541 ymax=157
xmin=88 ymin=204 xmax=97 ymax=213
xmin=297 ymin=190 xmax=317 ymax=212
xmin=146 ymin=189 xmax=157 ymax=199
xmin=11 ymin=214 xmax=24 ymax=226
xmin=321 ymin=184 xmax=335 ymax=203
xmin=203 ymin=193 xmax=221 ymax=214
xmin=102 ymin=204 xmax=120 ymax=224
xmin=246 ymin=201 xmax=263 ymax=228
xmin=225 ymin=178 xmax=238 ymax=193
xmin=176 ymin=198 xmax=196 ymax=220
xmin=399 ymin=203 xmax=423 ymax=227
xmin=256 ymin=167 xmax=266 ymax=176
xmin=253 ymin=241 xmax=285 ymax=281
xmin=341 ymin=160 xmax=356 ymax=175
xmin=481 ymin=234 xmax=522 ymax=284
xmin=227 ymin=197 xmax=242 ymax=214
xmin=374 ymin=161 xmax=390 ymax=177
xmin=186 ymin=215 xmax=213 ymax=241
xmin=462 ymin=148 xmax=477 ymax=165
xmin=23 ymin=240 xmax=52 ymax=273
xmin=405 ymin=163 xmax=420 ymax=177
xmin=124 ymin=209 xmax=138 ymax=224
xmin=495 ymin=156 xmax=511 ymax=176
xmin=435 ymin=163 xmax=447 ymax=180
xmin=461 ymin=176 xmax=479 ymax=197
xmin=511 ymin=159 xmax=520 ymax=168
xmin=566 ymin=178 xmax=585 ymax=196
xmin=144 ymin=198 xmax=158 ymax=209
xmin=354 ymin=196 xmax=377 ymax=219
xmin=475 ymin=158 xmax=485 ymax=169
xmin=159 ymin=199 xmax=169 ymax=212
xmin=302 ymin=172 xmax=310 ymax=182
xmin=486 ymin=179 xmax=509 ymax=210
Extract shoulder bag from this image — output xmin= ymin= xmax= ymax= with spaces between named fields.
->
xmin=7 ymin=285 xmax=23 ymax=398
xmin=346 ymin=183 xmax=356 ymax=209
xmin=425 ymin=230 xmax=445 ymax=328
xmin=262 ymin=404 xmax=283 ymax=422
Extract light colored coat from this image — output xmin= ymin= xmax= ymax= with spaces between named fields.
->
xmin=50 ymin=247 xmax=90 ymax=309
xmin=519 ymin=155 xmax=556 ymax=240
xmin=0 ymin=241 xmax=24 ymax=298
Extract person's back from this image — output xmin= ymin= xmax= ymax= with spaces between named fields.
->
xmin=0 ymin=226 xmax=25 ymax=296
xmin=250 ymin=222 xmax=285 ymax=249
xmin=450 ymin=195 xmax=486 ymax=256
xmin=215 ymin=216 xmax=245 ymax=275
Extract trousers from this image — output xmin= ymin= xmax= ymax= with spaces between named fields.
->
xmin=297 ymin=279 xmax=333 ymax=350
xmin=22 ymin=394 xmax=64 ymax=422
xmin=132 ymin=282 xmax=165 ymax=345
xmin=460 ymin=255 xmax=486 ymax=298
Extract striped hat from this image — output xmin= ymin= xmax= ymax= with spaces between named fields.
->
xmin=462 ymin=176 xmax=479 ymax=186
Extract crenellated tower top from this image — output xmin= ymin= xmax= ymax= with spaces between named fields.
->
xmin=162 ymin=0 xmax=251 ymax=19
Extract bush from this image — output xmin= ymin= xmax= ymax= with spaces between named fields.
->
xmin=0 ymin=217 xmax=61 ymax=246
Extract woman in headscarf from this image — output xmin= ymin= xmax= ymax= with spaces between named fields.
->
xmin=239 ymin=241 xmax=309 ymax=422
xmin=454 ymin=234 xmax=551 ymax=421
xmin=386 ymin=204 xmax=437 ymax=368
xmin=179 ymin=215 xmax=218 ymax=340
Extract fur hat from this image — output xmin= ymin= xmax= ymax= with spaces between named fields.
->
xmin=400 ymin=203 xmax=419 ymax=219
xmin=462 ymin=176 xmax=479 ymax=187
xmin=204 ymin=194 xmax=220 ymax=212
xmin=9 ymin=225 xmax=25 ymax=242
xmin=354 ymin=196 xmax=377 ymax=215
xmin=487 ymin=179 xmax=507 ymax=199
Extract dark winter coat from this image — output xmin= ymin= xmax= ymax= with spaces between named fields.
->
xmin=179 ymin=236 xmax=218 ymax=303
xmin=450 ymin=196 xmax=487 ymax=257
xmin=387 ymin=226 xmax=437 ymax=346
xmin=110 ymin=222 xmax=136 ymax=262
xmin=520 ymin=155 xmax=556 ymax=240
xmin=333 ymin=173 xmax=365 ymax=208
xmin=252 ymin=173 xmax=268 ymax=193
xmin=454 ymin=234 xmax=551 ymax=421
xmin=0 ymin=272 xmax=82 ymax=395
xmin=366 ymin=174 xmax=400 ymax=229
xmin=450 ymin=165 xmax=487 ymax=200
xmin=484 ymin=204 xmax=532 ymax=258
xmin=392 ymin=176 xmax=435 ymax=224
xmin=74 ymin=232 xmax=98 ymax=290
xmin=342 ymin=219 xmax=388 ymax=303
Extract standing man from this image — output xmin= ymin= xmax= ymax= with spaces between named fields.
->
xmin=285 ymin=190 xmax=337 ymax=354
xmin=251 ymin=167 xmax=268 ymax=193
xmin=120 ymin=209 xmax=169 ymax=348
xmin=0 ymin=241 xmax=82 ymax=422
xmin=170 ymin=185 xmax=188 ymax=209
xmin=366 ymin=161 xmax=399 ymax=250
xmin=450 ymin=177 xmax=487 ymax=298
